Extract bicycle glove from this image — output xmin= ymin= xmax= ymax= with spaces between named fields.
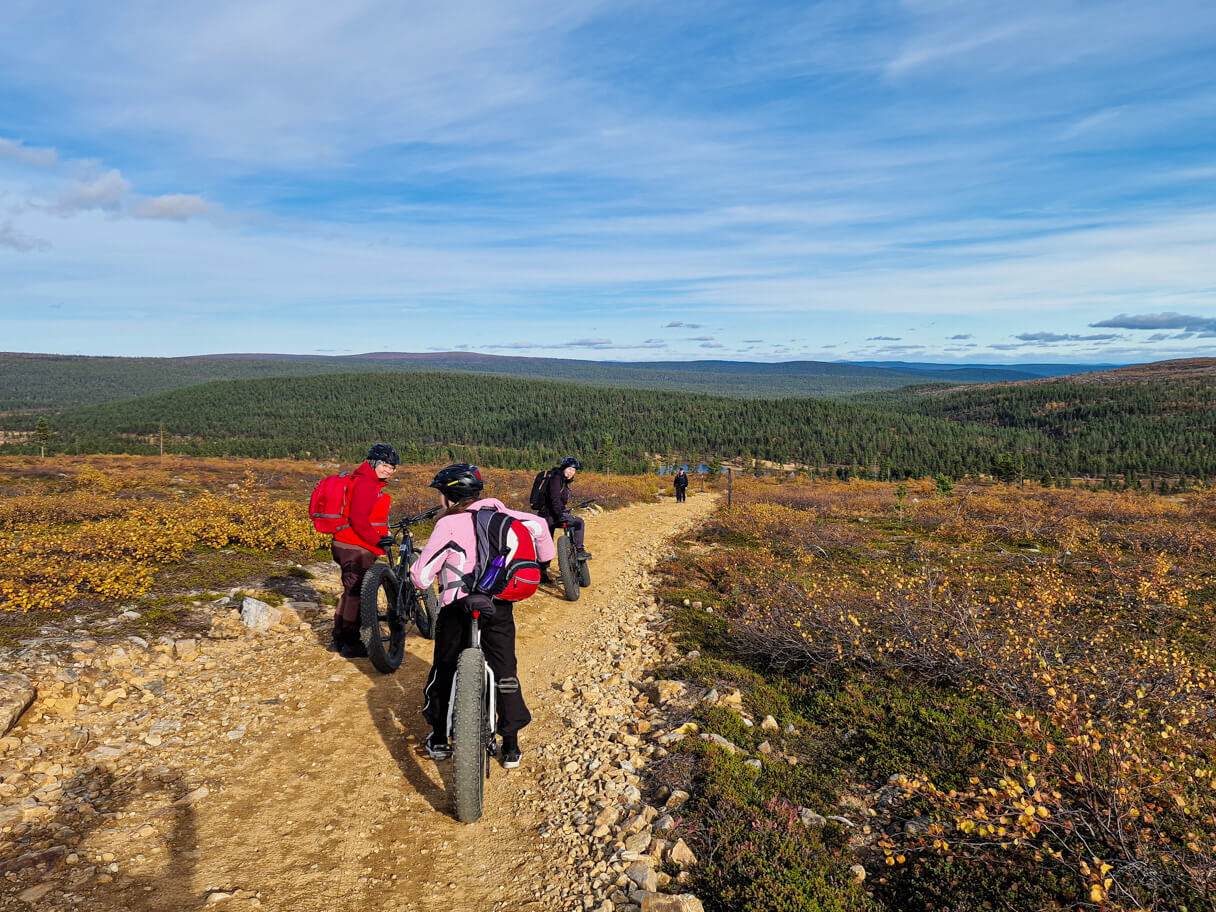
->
xmin=376 ymin=535 xmax=395 ymax=550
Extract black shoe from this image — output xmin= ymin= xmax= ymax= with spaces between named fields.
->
xmin=539 ymin=572 xmax=554 ymax=584
xmin=500 ymin=734 xmax=521 ymax=769
xmin=425 ymin=732 xmax=451 ymax=761
xmin=577 ymin=551 xmax=592 ymax=561
xmin=339 ymin=638 xmax=369 ymax=659
xmin=326 ymin=636 xmax=342 ymax=653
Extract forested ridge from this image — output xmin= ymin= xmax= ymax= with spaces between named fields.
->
xmin=4 ymin=367 xmax=1214 ymax=480
xmin=0 ymin=351 xmax=1061 ymax=409
xmin=859 ymin=367 xmax=1216 ymax=478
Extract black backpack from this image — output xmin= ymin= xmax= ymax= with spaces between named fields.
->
xmin=528 ymin=469 xmax=552 ymax=513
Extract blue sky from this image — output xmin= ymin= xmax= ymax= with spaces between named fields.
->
xmin=2 ymin=0 xmax=1215 ymax=363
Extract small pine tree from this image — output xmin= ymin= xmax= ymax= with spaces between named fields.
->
xmin=33 ymin=417 xmax=52 ymax=459
xmin=595 ymin=434 xmax=617 ymax=480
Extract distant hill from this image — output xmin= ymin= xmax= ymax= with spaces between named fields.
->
xmin=844 ymin=361 xmax=1123 ymax=379
xmin=3 ymin=360 xmax=1213 ymax=480
xmin=2 ymin=370 xmax=1044 ymax=477
xmin=0 ymin=351 xmax=1085 ymax=411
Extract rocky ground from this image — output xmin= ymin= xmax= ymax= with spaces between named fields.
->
xmin=1 ymin=495 xmax=724 ymax=912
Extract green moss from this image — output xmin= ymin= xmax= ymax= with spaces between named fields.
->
xmin=875 ymin=854 xmax=1084 ymax=911
xmin=677 ymin=741 xmax=877 ymax=912
xmin=792 ymin=674 xmax=1021 ymax=791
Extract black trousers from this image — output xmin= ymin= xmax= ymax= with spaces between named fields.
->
xmin=674 ymin=486 xmax=687 ymax=502
xmin=549 ymin=512 xmax=585 ymax=550
xmin=422 ymin=594 xmax=531 ymax=738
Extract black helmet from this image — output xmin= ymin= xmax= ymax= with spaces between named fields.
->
xmin=559 ymin=456 xmax=582 ymax=471
xmin=367 ymin=443 xmax=401 ymax=466
xmin=429 ymin=463 xmax=484 ymax=501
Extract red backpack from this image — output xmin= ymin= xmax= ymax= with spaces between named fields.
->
xmin=309 ymin=473 xmax=353 ymax=533
xmin=466 ymin=508 xmax=541 ymax=601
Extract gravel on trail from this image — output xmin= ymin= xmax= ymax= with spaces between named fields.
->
xmin=1 ymin=494 xmax=718 ymax=912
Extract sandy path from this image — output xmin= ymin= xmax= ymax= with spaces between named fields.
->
xmin=110 ymin=492 xmax=717 ymax=912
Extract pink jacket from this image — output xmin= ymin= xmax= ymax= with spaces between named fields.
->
xmin=411 ymin=497 xmax=555 ymax=606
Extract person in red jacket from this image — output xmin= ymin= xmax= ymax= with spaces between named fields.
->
xmin=330 ymin=443 xmax=400 ymax=657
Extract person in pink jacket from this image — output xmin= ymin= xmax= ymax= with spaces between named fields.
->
xmin=411 ymin=463 xmax=554 ymax=769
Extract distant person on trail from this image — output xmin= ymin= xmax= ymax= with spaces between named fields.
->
xmin=673 ymin=468 xmax=689 ymax=503
xmin=411 ymin=463 xmax=554 ymax=769
xmin=330 ymin=443 xmax=400 ymax=658
xmin=536 ymin=457 xmax=591 ymax=583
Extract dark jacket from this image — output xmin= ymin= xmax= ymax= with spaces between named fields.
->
xmin=540 ymin=468 xmax=569 ymax=521
xmin=673 ymin=471 xmax=689 ymax=491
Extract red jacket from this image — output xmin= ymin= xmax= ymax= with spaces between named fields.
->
xmin=333 ymin=461 xmax=392 ymax=554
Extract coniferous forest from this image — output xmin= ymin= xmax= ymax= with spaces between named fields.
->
xmin=2 ymin=361 xmax=1214 ymax=481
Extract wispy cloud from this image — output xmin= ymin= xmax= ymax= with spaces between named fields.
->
xmin=867 ymin=335 xmax=900 ymax=341
xmin=1014 ymin=332 xmax=1121 ymax=343
xmin=1 ymin=1 xmax=1215 ymax=360
xmin=50 ymin=170 xmax=131 ymax=215
xmin=1091 ymin=312 xmax=1216 ymax=334
xmin=0 ymin=136 xmax=57 ymax=167
xmin=0 ymin=221 xmax=50 ymax=252
xmin=133 ymin=194 xmax=209 ymax=220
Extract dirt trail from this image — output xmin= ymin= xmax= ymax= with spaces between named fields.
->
xmin=13 ymin=492 xmax=716 ymax=912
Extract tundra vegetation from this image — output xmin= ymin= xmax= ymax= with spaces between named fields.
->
xmin=0 ymin=456 xmax=654 ymax=616
xmin=655 ymin=476 xmax=1216 ymax=911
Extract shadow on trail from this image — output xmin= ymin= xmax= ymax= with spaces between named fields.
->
xmin=1 ymin=759 xmax=202 ymax=912
xmin=353 ymin=640 xmax=457 ymax=819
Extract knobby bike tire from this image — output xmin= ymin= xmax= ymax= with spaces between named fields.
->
xmin=578 ymin=557 xmax=591 ymax=588
xmin=358 ymin=564 xmax=405 ymax=674
xmin=451 ymin=647 xmax=488 ymax=823
xmin=557 ymin=534 xmax=580 ymax=602
xmin=419 ymin=585 xmax=441 ymax=641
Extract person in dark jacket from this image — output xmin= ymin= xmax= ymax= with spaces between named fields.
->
xmin=329 ymin=443 xmax=400 ymax=657
xmin=537 ymin=457 xmax=591 ymax=575
xmin=673 ymin=468 xmax=689 ymax=503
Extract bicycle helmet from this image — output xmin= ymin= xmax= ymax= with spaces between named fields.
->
xmin=559 ymin=456 xmax=582 ymax=471
xmin=366 ymin=443 xmax=401 ymax=466
xmin=429 ymin=463 xmax=484 ymax=501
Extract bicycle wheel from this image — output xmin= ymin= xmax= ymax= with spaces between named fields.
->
xmin=556 ymin=533 xmax=580 ymax=602
xmin=358 ymin=564 xmax=405 ymax=673
xmin=451 ymin=647 xmax=487 ymax=823
xmin=418 ymin=585 xmax=441 ymax=641
xmin=578 ymin=557 xmax=591 ymax=589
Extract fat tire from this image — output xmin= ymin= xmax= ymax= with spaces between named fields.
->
xmin=451 ymin=647 xmax=487 ymax=823
xmin=557 ymin=534 xmax=580 ymax=602
xmin=419 ymin=585 xmax=441 ymax=640
xmin=359 ymin=564 xmax=405 ymax=673
xmin=578 ymin=557 xmax=591 ymax=588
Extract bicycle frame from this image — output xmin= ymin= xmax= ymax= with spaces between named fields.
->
xmin=384 ymin=505 xmax=441 ymax=615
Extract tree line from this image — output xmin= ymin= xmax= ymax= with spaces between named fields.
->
xmin=3 ymin=370 xmax=1213 ymax=481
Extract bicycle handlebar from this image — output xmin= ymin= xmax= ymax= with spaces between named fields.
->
xmin=393 ymin=505 xmax=443 ymax=528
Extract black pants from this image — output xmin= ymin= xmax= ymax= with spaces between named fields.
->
xmin=549 ymin=512 xmax=585 ymax=550
xmin=331 ymin=542 xmax=378 ymax=631
xmin=422 ymin=594 xmax=531 ymax=738
xmin=675 ymin=486 xmax=687 ymax=502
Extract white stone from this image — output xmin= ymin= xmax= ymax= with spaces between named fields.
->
xmin=240 ymin=597 xmax=282 ymax=630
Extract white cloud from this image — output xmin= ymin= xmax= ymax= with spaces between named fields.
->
xmin=0 ymin=137 xmax=57 ymax=167
xmin=50 ymin=169 xmax=131 ymax=215
xmin=0 ymin=221 xmax=50 ymax=252
xmin=133 ymin=194 xmax=208 ymax=220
